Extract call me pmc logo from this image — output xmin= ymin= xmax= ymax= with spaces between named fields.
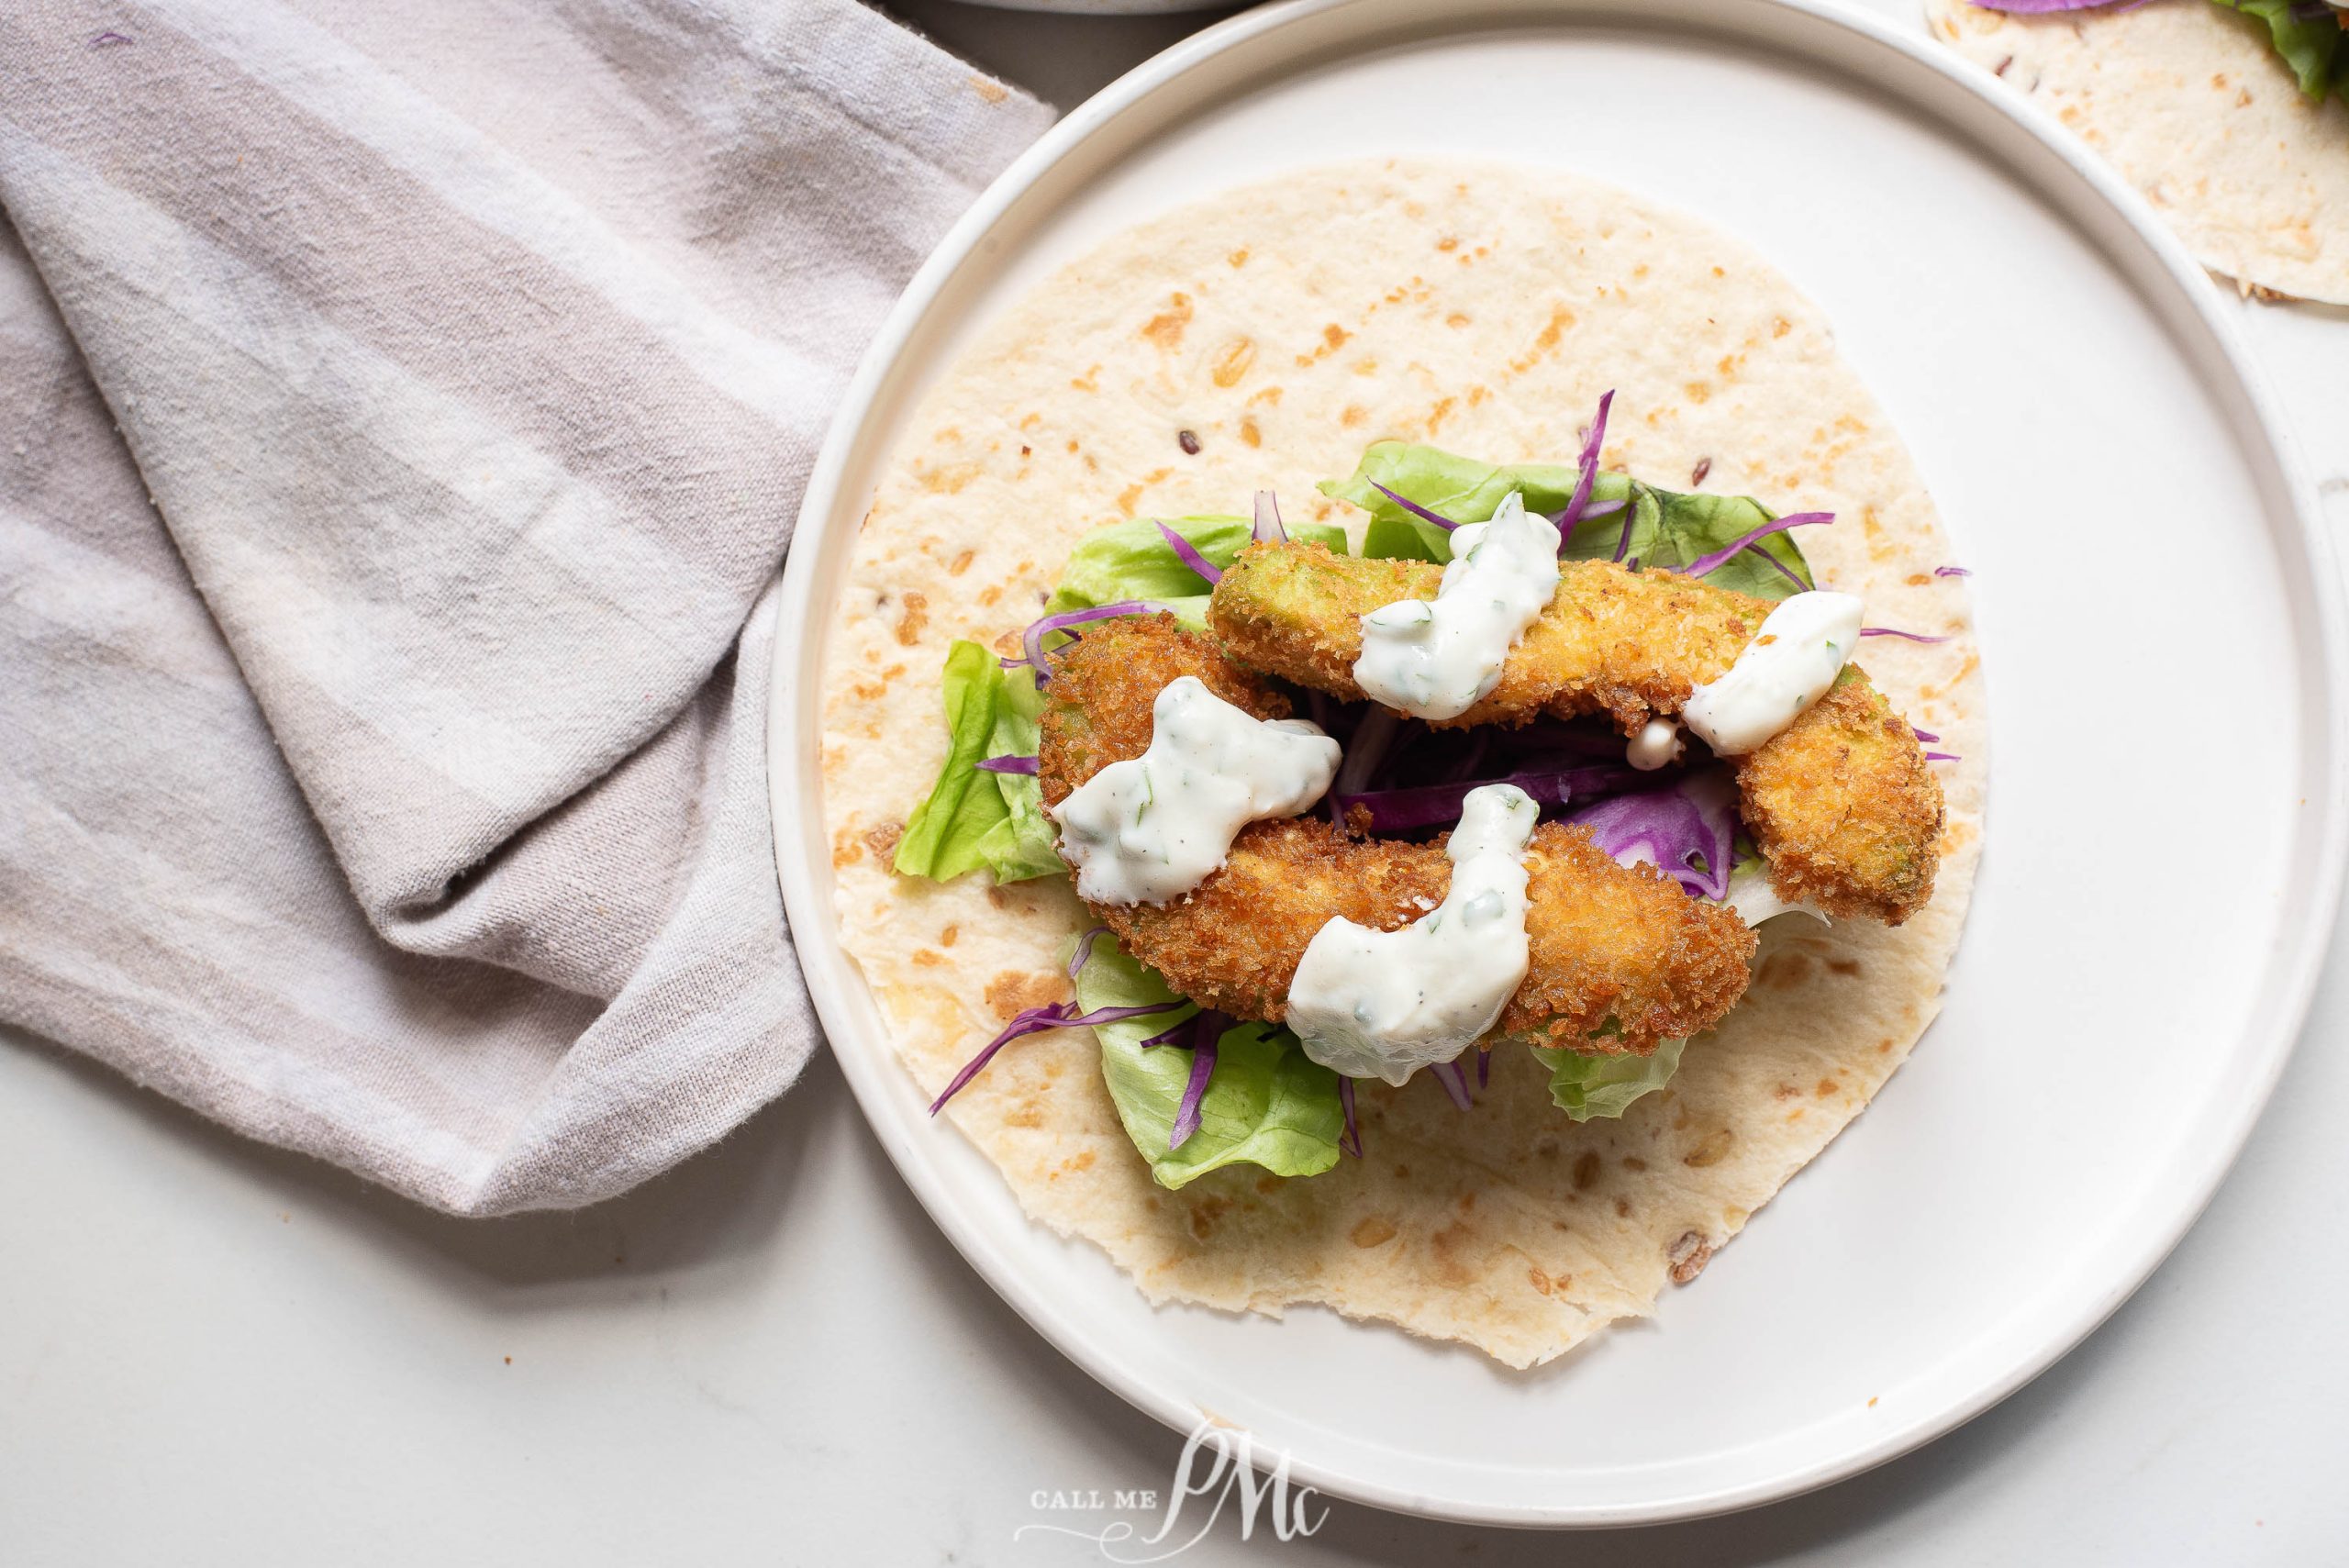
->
xmin=1015 ymin=1420 xmax=1330 ymax=1562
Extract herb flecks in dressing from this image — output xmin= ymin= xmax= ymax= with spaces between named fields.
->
xmin=1287 ymin=784 xmax=1539 ymax=1086
xmin=1050 ymin=676 xmax=1339 ymax=906
xmin=1353 ymin=493 xmax=1561 ymax=721
xmin=1681 ymin=591 xmax=1865 ymax=755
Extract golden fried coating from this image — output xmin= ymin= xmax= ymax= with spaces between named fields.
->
xmin=1208 ymin=542 xmax=1944 ymax=924
xmin=1036 ymin=616 xmax=1756 ymax=1055
xmin=1214 ymin=545 xmax=1758 ymax=731
xmin=1090 ymin=815 xmax=1449 ymax=1025
xmin=1088 ymin=817 xmax=1754 ymax=1056
xmin=1512 ymin=824 xmax=1757 ymax=1051
xmin=1035 ymin=612 xmax=1292 ymax=804
xmin=1735 ymin=668 xmax=1943 ymax=923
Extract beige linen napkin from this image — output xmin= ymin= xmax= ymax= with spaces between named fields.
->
xmin=0 ymin=0 xmax=1052 ymax=1213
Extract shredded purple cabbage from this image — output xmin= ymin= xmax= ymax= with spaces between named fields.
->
xmin=1369 ymin=430 xmax=1625 ymax=551
xmin=1332 ymin=706 xmax=1407 ymax=798
xmin=1923 ymin=751 xmax=1961 ymax=763
xmin=1934 ymin=565 xmax=1972 ymax=579
xmin=1564 ymin=390 xmax=1616 ymax=540
xmin=1475 ymin=1047 xmax=1492 ymax=1090
xmin=930 ymin=999 xmax=1180 ymax=1115
xmin=1004 ymin=599 xmax=1162 ymax=678
xmin=1911 ymin=727 xmax=1941 ymax=744
xmin=1067 ymin=926 xmax=1108 ymax=980
xmin=1140 ymin=1015 xmax=1195 ymax=1048
xmin=1169 ymin=1010 xmax=1225 ymax=1150
xmin=1567 ymin=772 xmax=1738 ymax=899
xmin=976 ymin=754 xmax=1038 ymax=775
xmin=1681 ymin=511 xmax=1831 ymax=583
xmin=1438 ymin=728 xmax=1492 ymax=784
xmin=1861 ymin=627 xmax=1952 ymax=644
xmin=1323 ymin=710 xmax=1654 ymax=830
xmin=1965 ymin=0 xmax=2115 ymax=11
xmin=1369 ymin=479 xmax=1459 ymax=531
xmin=1331 ymin=767 xmax=1631 ymax=833
xmin=1507 ymin=725 xmax=1641 ymax=767
xmin=1253 ymin=490 xmax=1286 ymax=544
xmin=1338 ymin=1076 xmax=1363 ymax=1158
xmin=1429 ymin=1059 xmax=1474 ymax=1110
xmin=1155 ymin=520 xmax=1222 ymax=585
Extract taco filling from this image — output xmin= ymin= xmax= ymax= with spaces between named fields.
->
xmin=895 ymin=399 xmax=1951 ymax=1184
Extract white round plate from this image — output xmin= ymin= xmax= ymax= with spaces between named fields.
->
xmin=770 ymin=0 xmax=2346 ymax=1526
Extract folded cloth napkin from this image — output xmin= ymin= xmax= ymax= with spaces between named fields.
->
xmin=0 ymin=0 xmax=1053 ymax=1213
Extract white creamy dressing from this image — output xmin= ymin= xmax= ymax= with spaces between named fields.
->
xmin=1050 ymin=676 xmax=1339 ymax=906
xmin=1680 ymin=591 xmax=1865 ymax=755
xmin=1353 ymin=493 xmax=1561 ymax=721
xmin=1626 ymin=717 xmax=1684 ymax=771
xmin=1287 ymin=784 xmax=1540 ymax=1086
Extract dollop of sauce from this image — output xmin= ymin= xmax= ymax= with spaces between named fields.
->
xmin=1287 ymin=784 xmax=1539 ymax=1086
xmin=1626 ymin=717 xmax=1684 ymax=771
xmin=1050 ymin=676 xmax=1340 ymax=906
xmin=1353 ymin=493 xmax=1561 ymax=721
xmin=1680 ymin=591 xmax=1865 ymax=755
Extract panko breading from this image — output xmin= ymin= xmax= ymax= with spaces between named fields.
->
xmin=1036 ymin=617 xmax=1755 ymax=1055
xmin=1512 ymin=825 xmax=1758 ymax=1050
xmin=1210 ymin=543 xmax=1943 ymax=923
xmin=1034 ymin=612 xmax=1293 ymax=805
xmin=1738 ymin=667 xmax=1943 ymax=923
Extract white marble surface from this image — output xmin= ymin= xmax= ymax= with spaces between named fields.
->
xmin=5 ymin=3 xmax=2346 ymax=1561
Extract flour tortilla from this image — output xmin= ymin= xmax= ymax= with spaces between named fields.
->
xmin=1926 ymin=0 xmax=2349 ymax=304
xmin=818 ymin=160 xmax=1986 ymax=1369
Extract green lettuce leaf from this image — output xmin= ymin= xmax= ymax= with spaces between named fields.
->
xmin=1319 ymin=442 xmax=1628 ymax=563
xmin=1580 ymin=485 xmax=1816 ymax=599
xmin=894 ymin=642 xmax=1060 ymax=884
xmin=1075 ymin=938 xmax=1346 ymax=1189
xmin=897 ymin=511 xmax=1353 ymax=886
xmin=970 ymin=664 xmax=1063 ymax=881
xmin=893 ymin=639 xmax=1009 ymax=882
xmin=1530 ymin=1035 xmax=1688 ymax=1122
xmin=1045 ymin=513 xmax=1348 ymax=628
xmin=2210 ymin=0 xmax=2348 ymax=103
xmin=1322 ymin=440 xmax=1815 ymax=597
